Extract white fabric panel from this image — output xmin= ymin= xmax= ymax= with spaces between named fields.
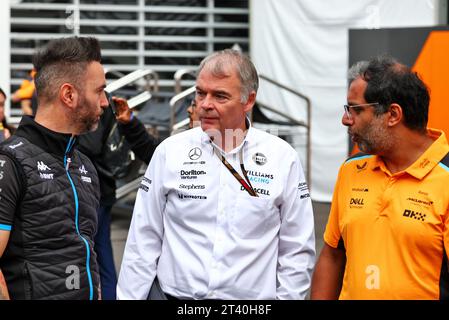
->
xmin=250 ymin=0 xmax=438 ymax=202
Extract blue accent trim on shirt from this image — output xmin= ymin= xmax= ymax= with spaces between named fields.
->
xmin=439 ymin=162 xmax=449 ymax=172
xmin=0 ymin=224 xmax=12 ymax=231
xmin=64 ymin=136 xmax=94 ymax=300
xmin=345 ymin=155 xmax=373 ymax=164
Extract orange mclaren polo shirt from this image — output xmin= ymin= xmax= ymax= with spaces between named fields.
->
xmin=324 ymin=128 xmax=449 ymax=299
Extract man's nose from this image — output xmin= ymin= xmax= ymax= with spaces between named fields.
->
xmin=199 ymin=95 xmax=214 ymax=110
xmin=100 ymin=91 xmax=109 ymax=108
xmin=342 ymin=113 xmax=353 ymax=127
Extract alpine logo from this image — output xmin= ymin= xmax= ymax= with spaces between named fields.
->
xmin=252 ymin=153 xmax=267 ymax=166
xmin=188 ymin=147 xmax=202 ymax=160
xmin=81 ymin=176 xmax=91 ymax=183
xmin=37 ymin=161 xmax=51 ymax=171
xmin=79 ymin=165 xmax=88 ymax=175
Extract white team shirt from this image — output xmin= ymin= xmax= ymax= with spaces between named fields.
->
xmin=117 ymin=125 xmax=315 ymax=300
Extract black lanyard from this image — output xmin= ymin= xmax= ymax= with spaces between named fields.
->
xmin=211 ymin=143 xmax=258 ymax=197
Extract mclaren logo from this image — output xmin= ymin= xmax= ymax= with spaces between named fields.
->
xmin=406 ymin=197 xmax=433 ymax=207
xmin=419 ymin=158 xmax=430 ymax=169
xmin=356 ymin=162 xmax=367 ymax=172
xmin=352 ymin=187 xmax=369 ymax=192
xmin=188 ymin=147 xmax=202 ymax=160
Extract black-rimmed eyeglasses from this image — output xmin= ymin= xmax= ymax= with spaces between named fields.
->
xmin=343 ymin=102 xmax=380 ymax=119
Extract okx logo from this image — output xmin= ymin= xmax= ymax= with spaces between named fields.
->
xmin=403 ymin=209 xmax=426 ymax=222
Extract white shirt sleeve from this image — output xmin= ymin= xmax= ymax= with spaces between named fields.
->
xmin=276 ymin=152 xmax=316 ymax=300
xmin=116 ymin=144 xmax=167 ymax=300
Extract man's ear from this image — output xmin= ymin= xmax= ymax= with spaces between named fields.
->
xmin=387 ymin=103 xmax=403 ymax=127
xmin=60 ymin=83 xmax=77 ymax=108
xmin=243 ymin=91 xmax=256 ymax=113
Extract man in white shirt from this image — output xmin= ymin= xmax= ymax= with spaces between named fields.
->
xmin=117 ymin=49 xmax=315 ymax=300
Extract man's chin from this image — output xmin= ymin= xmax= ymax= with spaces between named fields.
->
xmin=78 ymin=122 xmax=98 ymax=135
xmin=201 ymin=122 xmax=217 ymax=133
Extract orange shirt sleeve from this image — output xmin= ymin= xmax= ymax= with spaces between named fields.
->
xmin=323 ymin=165 xmax=344 ymax=248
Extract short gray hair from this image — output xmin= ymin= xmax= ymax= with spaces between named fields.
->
xmin=347 ymin=60 xmax=369 ymax=85
xmin=197 ymin=49 xmax=259 ymax=103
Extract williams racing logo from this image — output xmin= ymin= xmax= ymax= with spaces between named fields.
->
xmin=180 ymin=169 xmax=206 ymax=180
xmin=403 ymin=209 xmax=426 ymax=222
xmin=246 ymin=170 xmax=274 ymax=185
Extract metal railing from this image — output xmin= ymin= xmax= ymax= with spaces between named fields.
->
xmin=258 ymin=74 xmax=311 ymax=187
xmin=105 ymin=69 xmax=158 ymax=97
xmin=174 ymin=68 xmax=197 ymax=95
xmin=169 ymin=85 xmax=196 ymax=134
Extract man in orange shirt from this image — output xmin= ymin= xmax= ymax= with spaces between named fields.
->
xmin=11 ymin=69 xmax=36 ymax=116
xmin=311 ymin=56 xmax=449 ymax=300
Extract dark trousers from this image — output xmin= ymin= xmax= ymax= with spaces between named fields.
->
xmin=94 ymin=205 xmax=117 ymax=300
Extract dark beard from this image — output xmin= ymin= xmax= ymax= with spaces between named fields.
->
xmin=73 ymin=98 xmax=98 ymax=134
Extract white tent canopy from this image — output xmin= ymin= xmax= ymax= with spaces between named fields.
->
xmin=250 ymin=0 xmax=439 ymax=201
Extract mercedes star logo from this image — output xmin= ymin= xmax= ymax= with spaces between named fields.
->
xmin=188 ymin=147 xmax=202 ymax=160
